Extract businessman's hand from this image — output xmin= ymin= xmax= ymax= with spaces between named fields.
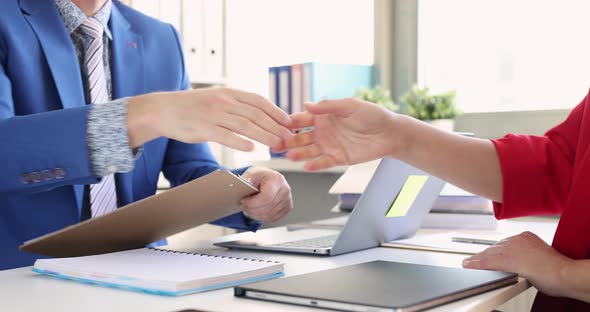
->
xmin=273 ymin=98 xmax=400 ymax=171
xmin=127 ymin=87 xmax=292 ymax=151
xmin=239 ymin=167 xmax=293 ymax=223
xmin=462 ymin=231 xmax=572 ymax=298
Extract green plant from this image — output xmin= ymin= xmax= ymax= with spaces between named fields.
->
xmin=400 ymin=85 xmax=460 ymax=120
xmin=354 ymin=86 xmax=399 ymax=112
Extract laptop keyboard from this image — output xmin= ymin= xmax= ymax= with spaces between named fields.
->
xmin=270 ymin=234 xmax=339 ymax=249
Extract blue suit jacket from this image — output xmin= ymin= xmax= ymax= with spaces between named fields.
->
xmin=0 ymin=0 xmax=259 ymax=270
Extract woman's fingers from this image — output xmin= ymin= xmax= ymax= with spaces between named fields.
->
xmin=304 ymin=155 xmax=338 ymax=171
xmin=474 ymin=245 xmax=506 ymax=257
xmin=289 ymin=111 xmax=314 ymax=129
xmin=305 ymin=99 xmax=355 ymax=115
xmin=462 ymin=254 xmax=508 ymax=271
xmin=285 ymin=144 xmax=322 ymax=161
xmin=278 ymin=130 xmax=314 ymax=151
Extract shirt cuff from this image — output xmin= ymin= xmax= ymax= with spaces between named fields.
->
xmin=242 ymin=210 xmax=260 ymax=223
xmin=87 ymin=97 xmax=143 ymax=177
xmin=243 ymin=212 xmax=262 ymax=229
xmin=237 ymin=167 xmax=261 ymax=223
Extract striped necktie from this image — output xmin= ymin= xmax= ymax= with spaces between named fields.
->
xmin=80 ymin=17 xmax=118 ymax=217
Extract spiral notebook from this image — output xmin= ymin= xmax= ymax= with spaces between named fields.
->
xmin=32 ymin=248 xmax=284 ymax=296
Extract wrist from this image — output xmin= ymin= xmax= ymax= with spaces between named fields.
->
xmin=387 ymin=113 xmax=414 ymax=160
xmin=127 ymin=93 xmax=164 ymax=148
xmin=558 ymin=257 xmax=577 ymax=298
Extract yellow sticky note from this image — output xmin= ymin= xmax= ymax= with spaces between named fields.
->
xmin=386 ymin=175 xmax=428 ymax=218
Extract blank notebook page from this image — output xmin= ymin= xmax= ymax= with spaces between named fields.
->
xmin=36 ymin=248 xmax=281 ymax=283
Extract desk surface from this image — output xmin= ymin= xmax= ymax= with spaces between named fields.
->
xmin=0 ymin=217 xmax=557 ymax=312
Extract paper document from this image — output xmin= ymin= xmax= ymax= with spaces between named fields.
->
xmin=382 ymin=232 xmax=502 ymax=255
xmin=329 ymin=160 xmax=380 ymax=194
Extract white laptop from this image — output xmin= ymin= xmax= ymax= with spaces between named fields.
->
xmin=215 ymin=158 xmax=446 ymax=256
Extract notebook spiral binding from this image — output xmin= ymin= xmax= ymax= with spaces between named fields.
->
xmin=148 ymin=247 xmax=280 ymax=263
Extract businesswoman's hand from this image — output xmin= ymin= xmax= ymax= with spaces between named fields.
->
xmin=274 ymin=98 xmax=503 ymax=202
xmin=462 ymin=231 xmax=574 ymax=298
xmin=127 ymin=87 xmax=292 ymax=151
xmin=273 ymin=98 xmax=400 ymax=171
xmin=239 ymin=167 xmax=293 ymax=223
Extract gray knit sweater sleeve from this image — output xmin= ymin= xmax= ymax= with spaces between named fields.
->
xmin=87 ymin=98 xmax=142 ymax=177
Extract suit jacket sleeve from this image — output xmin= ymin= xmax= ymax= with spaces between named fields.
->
xmin=161 ymin=25 xmax=260 ymax=231
xmin=491 ymin=94 xmax=585 ymax=219
xmin=0 ymin=40 xmax=99 ymax=195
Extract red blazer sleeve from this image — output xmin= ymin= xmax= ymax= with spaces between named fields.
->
xmin=491 ymin=94 xmax=586 ymax=219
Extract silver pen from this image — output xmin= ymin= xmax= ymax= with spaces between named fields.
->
xmin=452 ymin=237 xmax=497 ymax=245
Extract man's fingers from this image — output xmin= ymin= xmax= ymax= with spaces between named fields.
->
xmin=219 ymin=115 xmax=282 ymax=147
xmin=227 ymin=100 xmax=292 ymax=140
xmin=229 ymin=89 xmax=291 ymax=126
xmin=272 ymin=190 xmax=295 ymax=222
xmin=241 ymin=177 xmax=281 ymax=208
xmin=267 ymin=185 xmax=291 ymax=209
xmin=268 ymin=200 xmax=293 ymax=223
xmin=209 ymin=127 xmax=254 ymax=152
xmin=285 ymin=144 xmax=322 ymax=161
xmin=304 ymin=155 xmax=338 ymax=171
xmin=244 ymin=185 xmax=286 ymax=212
xmin=246 ymin=190 xmax=293 ymax=223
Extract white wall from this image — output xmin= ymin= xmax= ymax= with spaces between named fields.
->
xmin=418 ymin=0 xmax=590 ymax=113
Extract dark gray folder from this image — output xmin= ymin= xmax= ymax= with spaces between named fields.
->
xmin=235 ymin=260 xmax=517 ymax=312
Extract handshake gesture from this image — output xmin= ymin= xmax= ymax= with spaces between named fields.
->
xmin=126 ymin=87 xmax=491 ymax=226
xmin=126 ymin=89 xmax=405 ymax=224
xmin=275 ymin=98 xmax=401 ymax=170
xmin=127 ymin=88 xmax=398 ymax=169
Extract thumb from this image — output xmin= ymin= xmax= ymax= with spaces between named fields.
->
xmin=243 ymin=169 xmax=267 ymax=189
xmin=305 ymin=99 xmax=355 ymax=115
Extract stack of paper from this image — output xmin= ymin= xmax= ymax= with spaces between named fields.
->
xmin=382 ymin=232 xmax=497 ymax=255
xmin=33 ymin=248 xmax=284 ymax=296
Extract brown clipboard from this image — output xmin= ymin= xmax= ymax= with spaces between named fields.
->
xmin=20 ymin=170 xmax=259 ymax=258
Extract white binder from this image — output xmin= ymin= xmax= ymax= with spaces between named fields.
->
xmin=182 ymin=0 xmax=205 ymax=81
xmin=202 ymin=0 xmax=224 ymax=80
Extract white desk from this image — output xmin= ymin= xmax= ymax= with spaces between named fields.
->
xmin=0 ymin=217 xmax=557 ymax=312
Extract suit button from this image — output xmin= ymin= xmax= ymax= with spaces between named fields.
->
xmin=40 ymin=169 xmax=53 ymax=181
xmin=53 ymin=168 xmax=66 ymax=179
xmin=30 ymin=171 xmax=42 ymax=183
xmin=20 ymin=174 xmax=33 ymax=184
